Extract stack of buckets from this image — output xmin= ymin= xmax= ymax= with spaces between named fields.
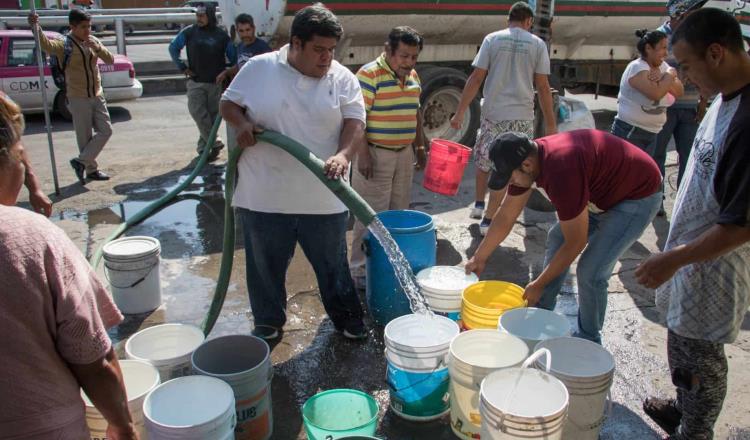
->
xmin=423 ymin=139 xmax=472 ymax=196
xmin=462 ymin=281 xmax=526 ymax=330
xmin=416 ymin=266 xmax=478 ymax=322
xmin=103 ymin=236 xmax=163 ymax=314
xmin=384 ymin=314 xmax=460 ymax=421
xmin=535 ymin=337 xmax=615 ymax=440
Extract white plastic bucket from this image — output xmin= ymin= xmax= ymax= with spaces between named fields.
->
xmin=417 ymin=266 xmax=478 ymax=321
xmin=498 ymin=307 xmax=571 ymax=353
xmin=384 ymin=313 xmax=460 ymax=421
xmin=448 ymin=330 xmax=529 ymax=440
xmin=126 ymin=323 xmax=205 ymax=381
xmin=192 ymin=335 xmax=273 ymax=440
xmin=534 ymin=337 xmax=615 ymax=440
xmin=83 ymin=360 xmax=160 ymax=440
xmin=144 ymin=375 xmax=236 ymax=440
xmin=103 ymin=236 xmax=162 ymax=314
xmin=480 ymin=349 xmax=569 ymax=440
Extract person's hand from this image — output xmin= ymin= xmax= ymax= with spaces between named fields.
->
xmin=357 ymin=148 xmax=373 ymax=179
xmin=215 ymin=69 xmax=230 ymax=85
xmin=324 ymin=152 xmax=349 ymax=180
xmin=183 ymin=68 xmax=195 ymax=78
xmin=450 ymin=112 xmax=464 ymax=130
xmin=236 ymin=120 xmax=263 ymax=148
xmin=647 ymin=68 xmax=661 ymax=82
xmin=464 ymin=256 xmax=486 ymax=277
xmin=84 ymin=36 xmax=101 ymax=52
xmin=106 ymin=423 xmax=139 ymax=440
xmin=414 ymin=147 xmax=427 ymax=170
xmin=27 ymin=12 xmax=39 ymax=26
xmin=635 ymin=251 xmax=680 ymax=289
xmin=522 ymin=280 xmax=544 ymax=306
xmin=544 ymin=123 xmax=557 ymax=136
xmin=29 ymin=189 xmax=52 ymax=217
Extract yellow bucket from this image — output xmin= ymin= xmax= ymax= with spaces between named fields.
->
xmin=461 ymin=281 xmax=526 ymax=330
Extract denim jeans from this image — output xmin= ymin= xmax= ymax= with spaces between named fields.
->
xmin=537 ymin=192 xmax=661 ymax=343
xmin=237 ymin=208 xmax=364 ymax=330
xmin=611 ymin=118 xmax=659 ymax=155
xmin=653 ymin=107 xmax=699 ymax=187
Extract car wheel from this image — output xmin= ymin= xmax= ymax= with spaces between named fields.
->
xmin=54 ymin=91 xmax=72 ymax=121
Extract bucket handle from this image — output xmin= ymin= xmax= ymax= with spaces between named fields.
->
xmin=103 ymin=264 xmax=157 ymax=289
xmin=522 ymin=348 xmax=551 ymax=373
xmin=386 ymin=356 xmax=448 ymax=392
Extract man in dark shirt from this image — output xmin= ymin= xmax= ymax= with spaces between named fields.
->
xmin=465 ymin=129 xmax=662 ymax=344
xmin=169 ymin=3 xmax=236 ymax=160
xmin=635 ymin=9 xmax=750 ymax=440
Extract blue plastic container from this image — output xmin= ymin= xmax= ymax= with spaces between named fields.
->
xmin=364 ymin=210 xmax=436 ymax=326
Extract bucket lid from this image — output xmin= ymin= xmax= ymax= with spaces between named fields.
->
xmin=144 ymin=375 xmax=234 ymax=427
xmin=384 ymin=313 xmax=459 ymax=351
xmin=82 ymin=359 xmax=160 ymax=406
xmin=417 ymin=266 xmax=478 ymax=294
xmin=498 ymin=308 xmax=571 ymax=341
xmin=480 ymin=367 xmax=568 ymax=420
xmin=450 ymin=330 xmax=529 ymax=370
xmin=534 ymin=337 xmax=615 ymax=380
xmin=103 ymin=236 xmax=160 ymax=260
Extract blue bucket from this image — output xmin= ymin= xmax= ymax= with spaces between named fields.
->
xmin=363 ymin=210 xmax=436 ymax=326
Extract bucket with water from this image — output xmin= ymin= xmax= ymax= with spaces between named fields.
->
xmin=423 ymin=139 xmax=472 ymax=196
xmin=302 ymin=389 xmax=379 ymax=440
xmin=364 ymin=210 xmax=436 ymax=326
xmin=534 ymin=337 xmax=615 ymax=440
xmin=462 ymin=281 xmax=526 ymax=330
xmin=103 ymin=236 xmax=162 ymax=314
xmin=384 ymin=313 xmax=460 ymax=421
xmin=192 ymin=335 xmax=274 ymax=440
xmin=83 ymin=360 xmax=160 ymax=440
xmin=479 ymin=349 xmax=569 ymax=440
xmin=417 ymin=266 xmax=478 ymax=322
xmin=144 ymin=375 xmax=236 ymax=439
xmin=448 ymin=330 xmax=529 ymax=440
xmin=125 ymin=323 xmax=205 ymax=381
xmin=498 ymin=307 xmax=571 ymax=353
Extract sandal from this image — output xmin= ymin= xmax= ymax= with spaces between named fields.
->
xmin=643 ymin=396 xmax=682 ymax=435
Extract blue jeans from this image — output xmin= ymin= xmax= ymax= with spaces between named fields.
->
xmin=237 ymin=209 xmax=364 ymax=329
xmin=537 ymin=192 xmax=661 ymax=343
xmin=611 ymin=118 xmax=659 ymax=155
xmin=653 ymin=107 xmax=699 ymax=187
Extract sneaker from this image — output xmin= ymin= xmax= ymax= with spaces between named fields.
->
xmin=479 ymin=217 xmax=492 ymax=236
xmin=86 ymin=170 xmax=110 ymax=181
xmin=643 ymin=397 xmax=681 ymax=436
xmin=470 ymin=203 xmax=485 ymax=219
xmin=251 ymin=325 xmax=280 ymax=341
xmin=69 ymin=159 xmax=86 ymax=185
xmin=340 ymin=321 xmax=368 ymax=340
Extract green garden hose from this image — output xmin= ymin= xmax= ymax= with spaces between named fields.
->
xmin=90 ymin=116 xmax=378 ymax=337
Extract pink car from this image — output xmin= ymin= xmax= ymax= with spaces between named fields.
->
xmin=0 ymin=30 xmax=143 ymax=120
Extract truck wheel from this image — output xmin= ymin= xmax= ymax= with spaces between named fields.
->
xmin=54 ymin=91 xmax=72 ymax=121
xmin=419 ymin=66 xmax=481 ymax=147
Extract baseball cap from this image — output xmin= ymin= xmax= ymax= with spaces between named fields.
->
xmin=487 ymin=132 xmax=534 ymax=191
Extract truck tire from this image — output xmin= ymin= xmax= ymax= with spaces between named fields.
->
xmin=418 ymin=66 xmax=481 ymax=147
xmin=54 ymin=91 xmax=72 ymax=121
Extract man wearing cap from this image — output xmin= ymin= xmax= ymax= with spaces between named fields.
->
xmin=169 ymin=3 xmax=236 ymax=161
xmin=465 ymin=129 xmax=662 ymax=344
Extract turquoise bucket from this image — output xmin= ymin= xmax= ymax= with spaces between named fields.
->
xmin=302 ymin=389 xmax=379 ymax=440
xmin=364 ymin=210 xmax=436 ymax=326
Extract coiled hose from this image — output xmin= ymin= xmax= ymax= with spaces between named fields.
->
xmin=90 ymin=116 xmax=377 ymax=336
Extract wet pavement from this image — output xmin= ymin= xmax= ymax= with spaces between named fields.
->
xmin=19 ymin=94 xmax=750 ymax=439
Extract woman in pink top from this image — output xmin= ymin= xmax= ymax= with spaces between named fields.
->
xmin=0 ymin=95 xmax=139 ymax=439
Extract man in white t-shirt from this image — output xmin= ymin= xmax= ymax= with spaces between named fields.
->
xmin=450 ymin=1 xmax=557 ymax=236
xmin=219 ymin=3 xmax=368 ymax=341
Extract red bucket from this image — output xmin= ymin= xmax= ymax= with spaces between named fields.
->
xmin=422 ymin=139 xmax=472 ymax=196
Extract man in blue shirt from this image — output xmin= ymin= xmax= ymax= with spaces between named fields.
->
xmin=169 ymin=3 xmax=236 ymax=161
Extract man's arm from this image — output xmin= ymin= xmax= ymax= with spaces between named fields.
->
xmin=168 ymin=30 xmax=189 ymax=72
xmin=534 ymin=73 xmax=557 ymax=135
xmin=413 ymin=109 xmax=427 ymax=169
xmin=450 ymin=67 xmax=487 ymax=129
xmin=27 ymin=13 xmax=64 ymax=57
xmin=219 ymin=99 xmax=261 ymax=148
xmin=466 ymin=189 xmax=533 ymax=275
xmin=69 ymin=348 xmax=138 ymax=440
xmin=324 ymin=118 xmax=365 ymax=180
xmin=636 ymin=224 xmax=750 ymax=288
xmin=21 ymin=148 xmax=52 ymax=217
xmin=524 ymin=209 xmax=588 ymax=304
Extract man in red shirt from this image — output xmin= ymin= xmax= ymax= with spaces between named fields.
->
xmin=466 ymin=129 xmax=662 ymax=343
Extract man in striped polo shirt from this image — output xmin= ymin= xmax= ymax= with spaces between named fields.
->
xmin=350 ymin=26 xmax=426 ymax=289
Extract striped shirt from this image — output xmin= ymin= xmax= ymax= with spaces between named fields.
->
xmin=357 ymin=54 xmax=421 ymax=149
